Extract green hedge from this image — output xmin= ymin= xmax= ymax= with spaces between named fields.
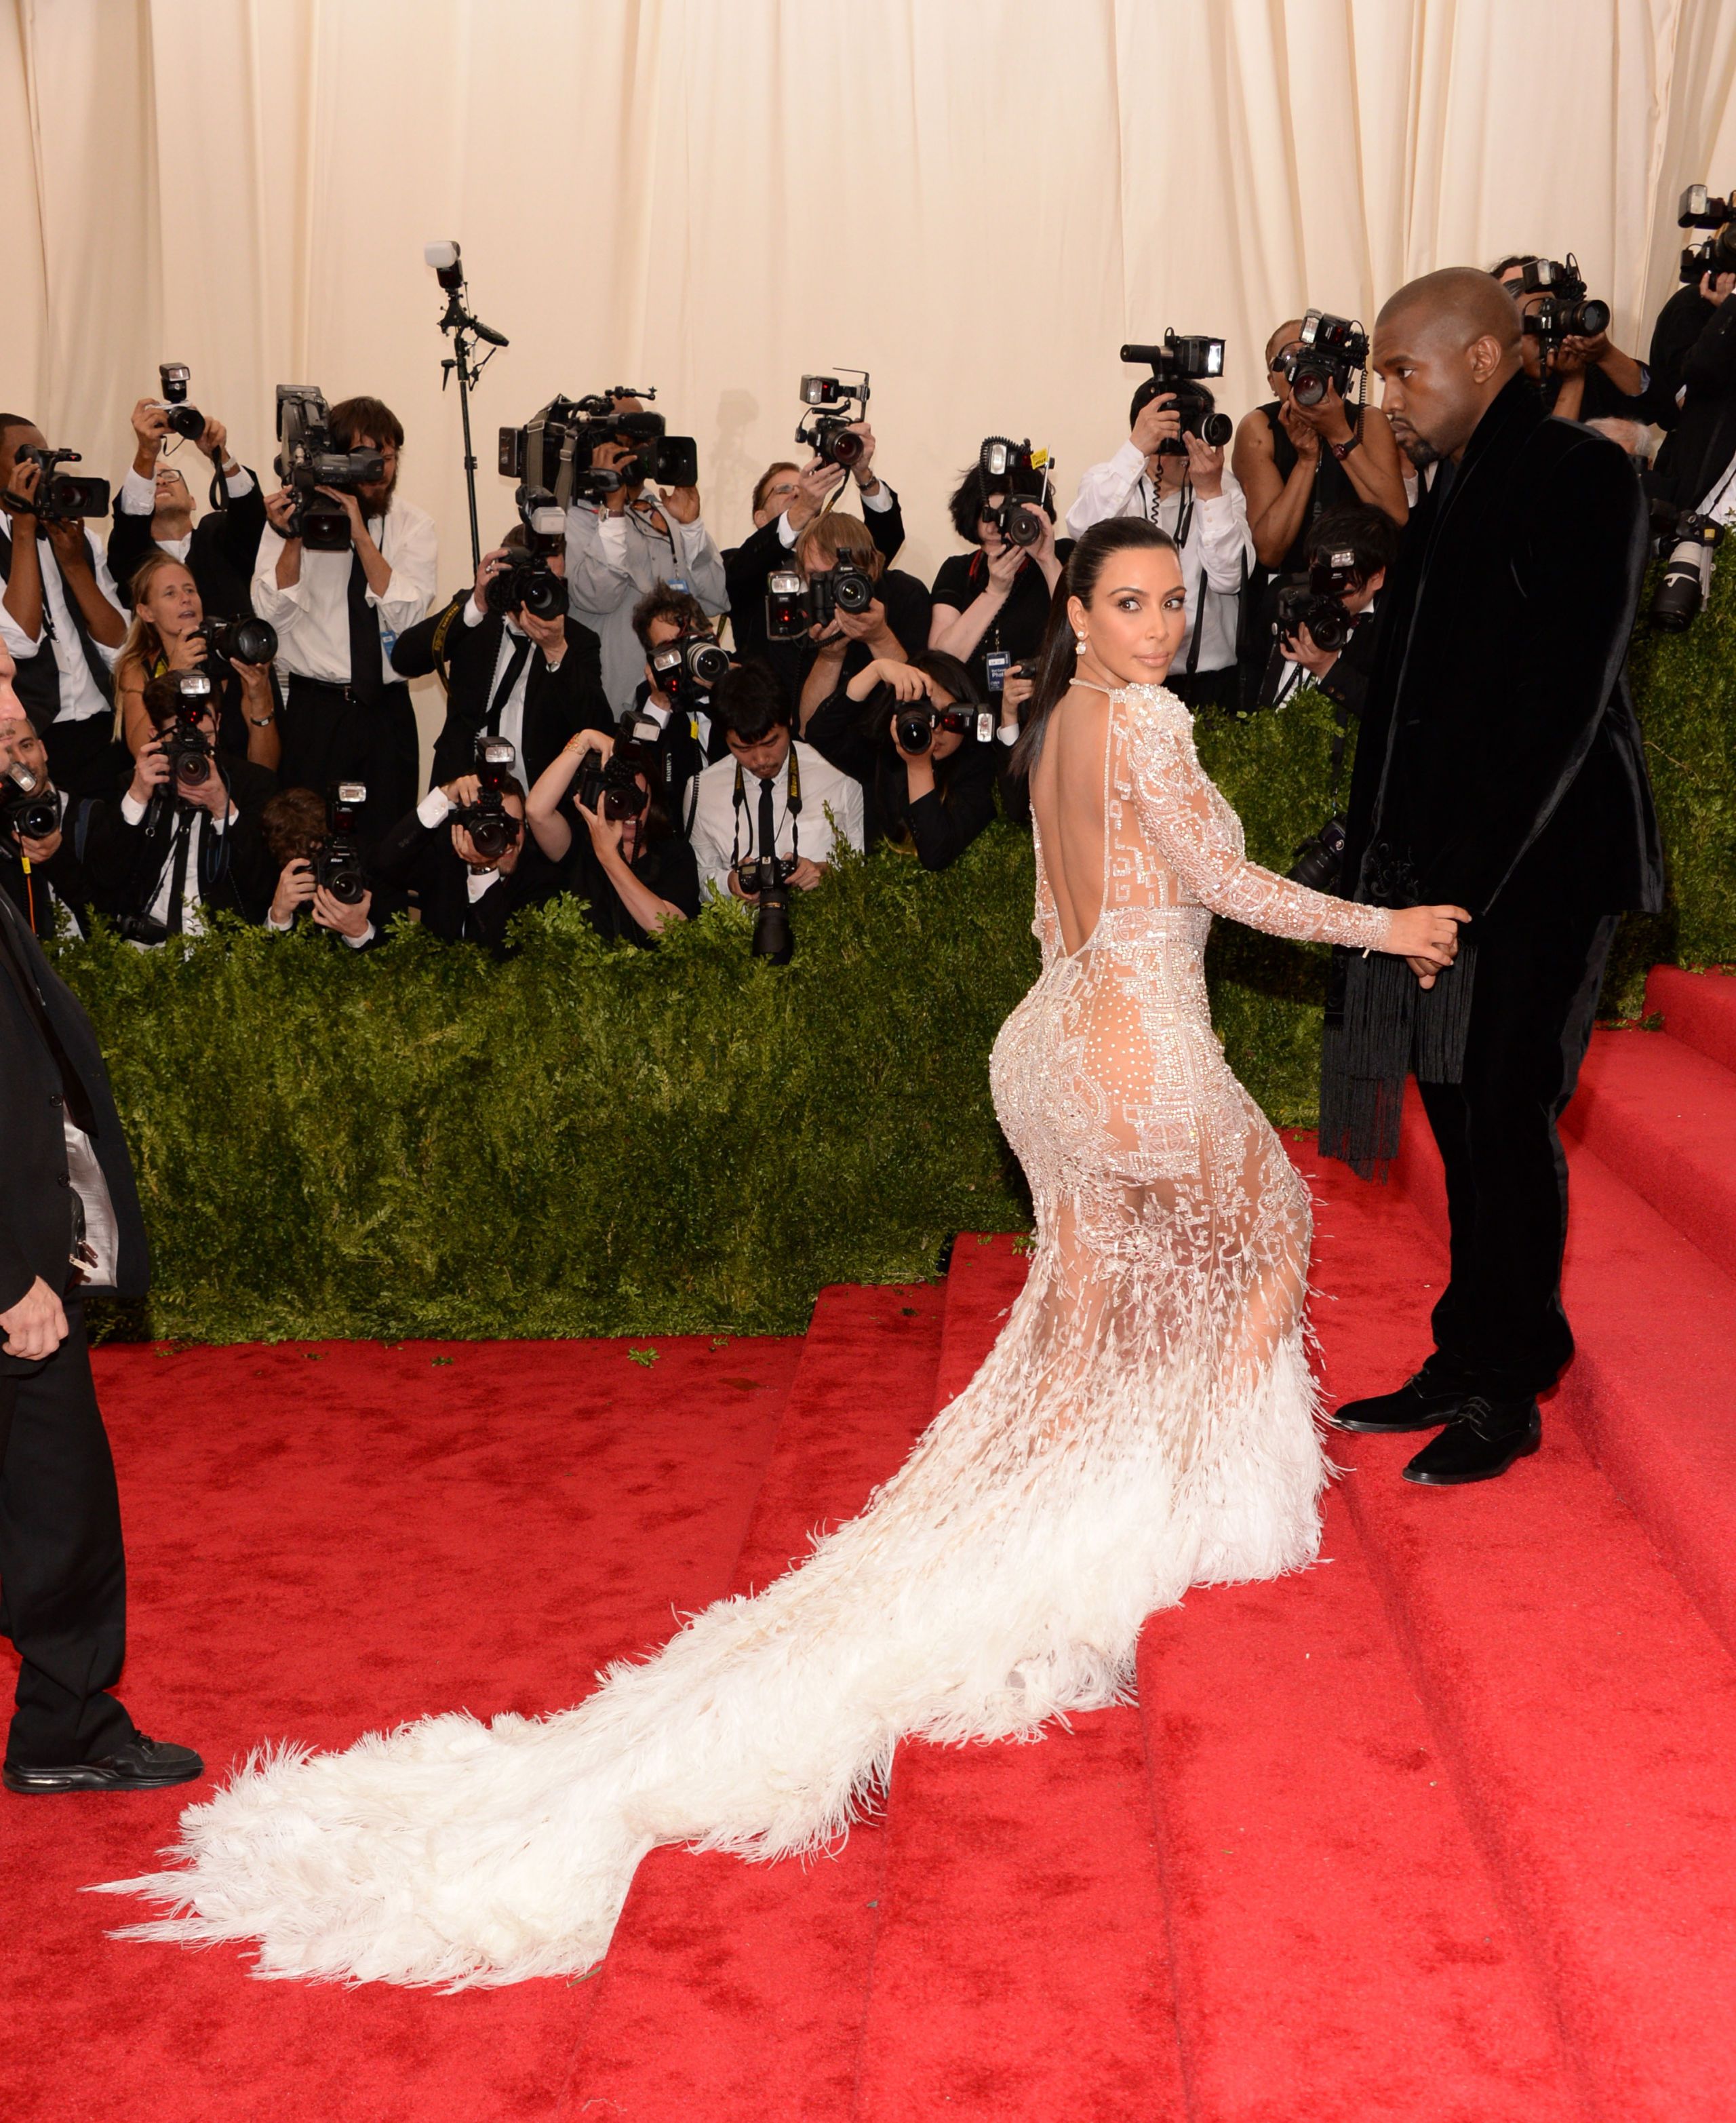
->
xmin=52 ymin=591 xmax=1735 ymax=1343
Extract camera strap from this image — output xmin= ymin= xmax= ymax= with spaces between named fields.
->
xmin=730 ymin=743 xmax=802 ymax=873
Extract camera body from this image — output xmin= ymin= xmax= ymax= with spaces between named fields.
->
xmin=1272 ymin=311 xmax=1370 ymax=409
xmin=156 ymin=363 xmax=205 ymax=444
xmin=1 ymin=760 xmax=58 ymax=842
xmin=274 ymin=386 xmax=385 ymax=552
xmin=193 ymin=615 xmax=278 ymax=668
xmin=892 ymin=699 xmax=996 ymax=754
xmin=1286 ymin=815 xmax=1347 ymax=891
xmin=485 ymin=497 xmax=567 ymax=622
xmin=1678 ymin=184 xmax=1736 ymax=283
xmin=1516 ymin=255 xmax=1611 ymax=358
xmin=795 ymin=371 xmax=870 ymax=468
xmin=1274 ymin=547 xmax=1365 ymax=656
xmin=764 ymin=563 xmax=875 ymax=640
xmin=448 ymin=736 xmax=522 ymax=861
xmin=650 ymin=630 xmax=730 ymax=712
xmin=314 ymin=782 xmax=370 ymax=903
xmin=977 ymin=437 xmax=1054 ymax=545
xmin=159 ymin=671 xmax=216 ymax=791
xmin=578 ymin=731 xmax=656 ymax=822
xmin=1122 ymin=332 xmax=1235 ymax=452
xmin=744 ymin=852 xmax=794 ymax=963
xmin=12 ymin=446 xmax=110 ymax=524
xmin=498 ymin=392 xmax=698 ymax=512
xmin=1649 ymin=499 xmax=1724 ymax=632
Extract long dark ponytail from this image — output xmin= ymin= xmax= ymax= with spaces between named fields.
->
xmin=1008 ymin=518 xmax=1179 ymax=779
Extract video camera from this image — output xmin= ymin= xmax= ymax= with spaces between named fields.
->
xmin=274 ymin=387 xmax=386 ymax=552
xmin=155 ymin=364 xmax=206 ymax=444
xmin=765 ymin=562 xmax=876 ymax=640
xmin=7 ymin=446 xmax=109 ymax=524
xmin=578 ymin=723 xmax=658 ymax=822
xmin=191 ymin=615 xmax=278 ymax=668
xmin=1273 ymin=546 xmax=1366 ymax=656
xmin=449 ymin=735 xmax=522 ymax=860
xmin=1 ymin=760 xmax=58 ymax=842
xmin=1122 ymin=332 xmax=1235 ymax=452
xmin=976 ymin=437 xmax=1054 ymax=546
xmin=315 ymin=783 xmax=370 ymax=904
xmin=796 ymin=371 xmax=870 ymax=469
xmin=650 ymin=630 xmax=730 ymax=712
xmin=497 ymin=391 xmax=698 ymax=513
xmin=486 ymin=494 xmax=566 ymax=621
xmin=1516 ymin=256 xmax=1611 ymax=362
xmin=1678 ymin=184 xmax=1736 ymax=285
xmin=1648 ymin=499 xmax=1723 ymax=632
xmin=1272 ymin=311 xmax=1370 ymax=409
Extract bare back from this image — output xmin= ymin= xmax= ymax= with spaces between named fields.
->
xmin=1028 ymin=682 xmax=1112 ymax=957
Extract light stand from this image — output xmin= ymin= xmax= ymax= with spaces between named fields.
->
xmin=424 ymin=241 xmax=509 ymax=574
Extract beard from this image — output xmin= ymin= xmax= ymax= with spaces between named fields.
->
xmin=1399 ymin=433 xmax=1441 ymax=471
xmin=356 ymin=469 xmax=397 ymax=518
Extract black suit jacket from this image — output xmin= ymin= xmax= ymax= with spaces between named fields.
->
xmin=1649 ymin=283 xmax=1736 ymax=508
xmin=0 ymin=888 xmax=148 ymax=1317
xmin=85 ymin=758 xmax=279 ymax=929
xmin=370 ymin=804 xmax=561 ymax=951
xmin=1342 ymin=373 xmax=1661 ymax=922
xmin=723 ymin=486 xmax=907 ymax=663
xmin=392 ymin=598 xmax=610 ymax=793
xmin=107 ymin=470 xmax=268 ymax=617
xmin=1 ymin=789 xmax=102 ymax=938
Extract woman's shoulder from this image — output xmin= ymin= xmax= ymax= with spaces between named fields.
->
xmin=930 ymin=550 xmax=976 ymax=598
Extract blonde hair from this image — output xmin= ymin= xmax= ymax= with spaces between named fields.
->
xmin=793 ymin=511 xmax=884 ymax=579
xmin=114 ymin=551 xmax=197 ymax=742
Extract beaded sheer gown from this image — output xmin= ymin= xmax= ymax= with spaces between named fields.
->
xmin=105 ymin=680 xmax=1392 ymax=1987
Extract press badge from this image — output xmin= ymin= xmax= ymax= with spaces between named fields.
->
xmin=985 ymin=650 xmax=1011 ymax=694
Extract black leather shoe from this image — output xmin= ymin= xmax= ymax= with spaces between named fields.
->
xmin=1331 ymin=1365 xmax=1475 ymax=1434
xmin=1402 ymin=1399 xmax=1541 ymax=1486
xmin=3 ymin=1736 xmax=203 ymax=1795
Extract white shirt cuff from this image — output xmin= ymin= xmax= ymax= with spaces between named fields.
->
xmin=224 ymin=468 xmax=255 ymax=498
xmin=266 ymin=908 xmax=293 ymax=933
xmin=464 ymin=595 xmax=487 ymax=627
xmin=119 ymin=469 xmax=157 ymax=514
xmin=418 ymin=788 xmax=454 ymax=828
xmin=120 ymin=792 xmax=148 ymax=826
xmin=860 ymin=480 xmax=894 ymax=513
xmin=342 ymin=923 xmax=375 ymax=949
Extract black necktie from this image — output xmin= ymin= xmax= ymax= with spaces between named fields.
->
xmin=486 ymin=634 xmax=532 ymax=732
xmin=757 ymin=775 xmax=777 ymax=863
xmin=347 ymin=547 xmax=382 ymax=700
xmin=163 ymin=813 xmax=193 ymax=935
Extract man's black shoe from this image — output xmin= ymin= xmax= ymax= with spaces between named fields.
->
xmin=3 ymin=1736 xmax=203 ymax=1795
xmin=1402 ymin=1399 xmax=1542 ymax=1486
xmin=1330 ymin=1366 xmax=1474 ymax=1435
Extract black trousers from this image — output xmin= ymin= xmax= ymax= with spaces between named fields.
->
xmin=1418 ymin=907 xmax=1619 ymax=1398
xmin=0 ymin=1302 xmax=134 ymax=1767
xmin=280 ymin=676 xmax=418 ymax=849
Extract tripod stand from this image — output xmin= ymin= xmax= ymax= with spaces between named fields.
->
xmin=427 ymin=242 xmax=508 ymax=574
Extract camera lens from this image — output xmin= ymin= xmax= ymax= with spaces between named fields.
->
xmin=1202 ymin=412 xmax=1234 ymax=447
xmin=690 ymin=641 xmax=730 ymax=686
xmin=1290 ymin=363 xmax=1329 ymax=408
xmin=832 ymin=569 xmax=873 ymax=614
xmin=519 ymin=569 xmax=565 ymax=622
xmin=828 ymin=427 xmax=865 ymax=468
xmin=895 ymin=710 xmax=933 ymax=753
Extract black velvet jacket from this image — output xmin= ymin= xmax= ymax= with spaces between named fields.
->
xmin=1341 ymin=373 xmax=1661 ymax=922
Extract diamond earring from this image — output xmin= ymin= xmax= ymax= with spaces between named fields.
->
xmin=1074 ymin=632 xmax=1087 ymax=650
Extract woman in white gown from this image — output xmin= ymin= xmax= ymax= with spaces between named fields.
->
xmin=106 ymin=519 xmax=1464 ymax=1987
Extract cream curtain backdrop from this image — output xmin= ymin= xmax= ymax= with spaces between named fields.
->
xmin=5 ymin=0 xmax=1736 ymax=762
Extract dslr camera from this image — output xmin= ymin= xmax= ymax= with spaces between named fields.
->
xmin=1677 ymin=184 xmax=1736 ymax=284
xmin=155 ymin=364 xmax=206 ymax=444
xmin=498 ymin=391 xmax=698 ymax=512
xmin=650 ymin=629 xmax=730 ymax=712
xmin=314 ymin=783 xmax=370 ymax=904
xmin=578 ymin=724 xmax=658 ymax=822
xmin=743 ymin=850 xmax=794 ymax=965
xmin=1272 ymin=311 xmax=1370 ymax=408
xmin=159 ymin=672 xmax=217 ymax=791
xmin=7 ymin=445 xmax=109 ymax=524
xmin=2 ymin=759 xmax=58 ymax=842
xmin=450 ymin=736 xmax=523 ymax=861
xmin=191 ymin=615 xmax=278 ymax=667
xmin=274 ymin=386 xmax=385 ymax=551
xmin=1122 ymin=332 xmax=1235 ymax=452
xmin=1648 ymin=499 xmax=1723 ymax=632
xmin=486 ymin=494 xmax=567 ymax=622
xmin=892 ymin=695 xmax=995 ymax=754
xmin=1516 ymin=255 xmax=1611 ymax=362
xmin=977 ymin=437 xmax=1054 ymax=546
xmin=796 ymin=370 xmax=870 ymax=469
xmin=1274 ymin=547 xmax=1365 ymax=656
xmin=765 ymin=562 xmax=875 ymax=640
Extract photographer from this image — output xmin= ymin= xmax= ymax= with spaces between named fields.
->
xmin=0 ymin=686 xmax=98 ymax=939
xmin=564 ymin=399 xmax=728 ymax=714
xmin=0 ymin=415 xmax=127 ymax=798
xmin=252 ymin=395 xmax=437 ymax=843
xmin=1254 ymin=503 xmax=1398 ymax=714
xmin=370 ymin=767 xmax=557 ymax=954
xmin=526 ymin=725 xmax=700 ymax=946
xmin=1491 ymin=257 xmax=1653 ymax=425
xmin=629 ymin=585 xmax=731 ymax=832
xmin=87 ymin=672 xmax=276 ymax=939
xmin=786 ymin=515 xmax=930 ymax=733
xmin=930 ymin=461 xmax=1067 ymax=707
xmin=1067 ymin=396 xmax=1252 ymax=711
xmin=115 ymin=553 xmax=279 ymax=773
xmin=805 ymin=650 xmax=998 ymax=871
xmin=392 ymin=531 xmax=610 ymax=794
xmin=109 ymin=395 xmax=266 ymax=623
xmin=688 ymin=661 xmax=864 ymax=903
xmin=260 ymin=786 xmax=381 ymax=949
xmin=1649 ymin=234 xmax=1736 ymax=509
xmin=724 ymin=427 xmax=905 ymax=664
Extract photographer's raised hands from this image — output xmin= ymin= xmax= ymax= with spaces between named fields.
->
xmin=1131 ymin=392 xmax=1183 ymax=462
xmin=270 ymin=857 xmax=316 ymax=929
xmin=1181 ymin=429 xmax=1226 ymax=498
xmin=1701 ymin=269 xmax=1736 ymax=307
xmin=785 ymin=457 xmax=848 ymax=534
xmin=126 ymin=736 xmax=172 ymax=806
xmin=526 ymin=728 xmax=612 ymax=861
xmin=130 ymin=397 xmax=172 ymax=476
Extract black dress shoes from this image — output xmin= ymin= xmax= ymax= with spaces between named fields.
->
xmin=3 ymin=1735 xmax=204 ymax=1795
xmin=1331 ymin=1365 xmax=1476 ymax=1434
xmin=1402 ymin=1399 xmax=1542 ymax=1486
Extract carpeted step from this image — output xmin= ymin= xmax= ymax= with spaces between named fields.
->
xmin=1566 ymin=1027 xmax=1736 ymax=1283
xmin=850 ymin=1234 xmax=1191 ymax=2121
xmin=1301 ymin=1141 xmax=1736 ymax=2123
xmin=1646 ymin=963 xmax=1736 ymax=1074
xmin=1393 ymin=1091 xmax=1736 ymax=1662
xmin=567 ymin=1282 xmax=946 ymax=2121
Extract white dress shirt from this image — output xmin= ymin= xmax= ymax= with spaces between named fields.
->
xmin=117 ymin=465 xmax=258 ymax=563
xmin=772 ymin=480 xmax=897 ymax=549
xmin=250 ymin=500 xmax=438 ymax=686
xmin=0 ymin=532 xmax=125 ymax=722
xmin=415 ymin=785 xmax=506 ymax=905
xmin=460 ymin=598 xmax=547 ymax=770
xmin=1066 ymin=443 xmax=1253 ymax=672
xmin=118 ymin=789 xmax=231 ymax=939
xmin=688 ymin=739 xmax=864 ymax=898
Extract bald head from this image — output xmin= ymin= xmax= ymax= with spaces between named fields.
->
xmin=1372 ymin=268 xmax=1524 ymax=470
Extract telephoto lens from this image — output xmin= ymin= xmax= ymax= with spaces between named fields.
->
xmin=1286 ymin=816 xmax=1347 ymax=891
xmin=749 ymin=857 xmax=793 ymax=964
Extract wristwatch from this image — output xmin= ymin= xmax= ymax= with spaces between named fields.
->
xmin=248 ymin=712 xmax=275 ymax=726
xmin=1330 ymin=432 xmax=1362 ymax=463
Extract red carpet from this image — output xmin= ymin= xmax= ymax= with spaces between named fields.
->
xmin=4 ymin=971 xmax=1736 ymax=2118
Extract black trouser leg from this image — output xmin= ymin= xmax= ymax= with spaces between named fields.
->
xmin=0 ymin=1304 xmax=134 ymax=1768
xmin=1417 ymin=910 xmax=1618 ymax=1398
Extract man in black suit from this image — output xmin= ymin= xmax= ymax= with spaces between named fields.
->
xmin=107 ymin=395 xmax=267 ymax=619
xmin=370 ymin=766 xmax=559 ymax=952
xmin=1 ymin=703 xmax=100 ymax=938
xmin=391 ymin=538 xmax=610 ymax=793
xmin=1324 ymin=267 xmax=1662 ymax=1486
xmin=0 ymin=642 xmax=201 ymax=1794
